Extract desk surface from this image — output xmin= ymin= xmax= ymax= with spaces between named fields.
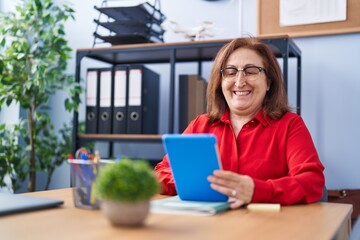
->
xmin=0 ymin=188 xmax=353 ymax=240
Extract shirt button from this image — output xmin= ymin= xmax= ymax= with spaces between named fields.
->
xmin=246 ymin=124 xmax=250 ymax=128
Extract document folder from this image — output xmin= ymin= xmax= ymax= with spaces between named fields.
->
xmin=85 ymin=69 xmax=100 ymax=134
xmin=98 ymin=68 xmax=113 ymax=134
xmin=112 ymin=65 xmax=128 ymax=134
xmin=127 ymin=65 xmax=160 ymax=134
xmin=179 ymin=75 xmax=207 ymax=132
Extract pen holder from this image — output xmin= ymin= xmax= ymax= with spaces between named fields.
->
xmin=69 ymin=159 xmax=101 ymax=209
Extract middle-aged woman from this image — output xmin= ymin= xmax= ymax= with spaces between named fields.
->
xmin=154 ymin=37 xmax=325 ymax=209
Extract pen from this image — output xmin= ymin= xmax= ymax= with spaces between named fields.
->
xmin=68 ymin=154 xmax=86 ymax=182
xmin=89 ymin=150 xmax=101 ymax=205
xmin=79 ymin=152 xmax=94 ymax=205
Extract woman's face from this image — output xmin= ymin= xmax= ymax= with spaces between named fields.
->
xmin=221 ymin=48 xmax=269 ymax=117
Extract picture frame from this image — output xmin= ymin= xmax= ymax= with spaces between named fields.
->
xmin=257 ymin=0 xmax=360 ymax=38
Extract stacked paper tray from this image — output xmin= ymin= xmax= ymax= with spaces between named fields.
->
xmin=93 ymin=1 xmax=166 ymax=45
xmin=93 ymin=32 xmax=163 ymax=45
xmin=94 ymin=19 xmax=165 ymax=36
xmin=94 ymin=2 xmax=165 ymax=25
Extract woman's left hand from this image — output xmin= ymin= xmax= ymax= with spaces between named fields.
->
xmin=207 ymin=170 xmax=255 ymax=209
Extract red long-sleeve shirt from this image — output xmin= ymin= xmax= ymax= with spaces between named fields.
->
xmin=154 ymin=109 xmax=325 ymax=205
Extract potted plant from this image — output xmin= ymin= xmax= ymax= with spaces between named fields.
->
xmin=94 ymin=159 xmax=159 ymax=227
xmin=0 ymin=0 xmax=82 ymax=192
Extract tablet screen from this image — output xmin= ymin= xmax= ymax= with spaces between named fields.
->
xmin=162 ymin=134 xmax=228 ymax=202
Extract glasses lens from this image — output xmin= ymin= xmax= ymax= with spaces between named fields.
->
xmin=222 ymin=68 xmax=238 ymax=78
xmin=222 ymin=66 xmax=262 ymax=81
xmin=244 ymin=67 xmax=261 ymax=81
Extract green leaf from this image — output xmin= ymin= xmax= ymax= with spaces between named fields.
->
xmin=16 ymin=53 xmax=25 ymax=59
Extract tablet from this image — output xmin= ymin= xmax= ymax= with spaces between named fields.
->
xmin=162 ymin=134 xmax=228 ymax=202
xmin=0 ymin=193 xmax=64 ymax=216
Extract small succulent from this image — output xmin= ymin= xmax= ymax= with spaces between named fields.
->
xmin=94 ymin=159 xmax=159 ymax=203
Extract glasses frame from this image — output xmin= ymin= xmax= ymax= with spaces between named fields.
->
xmin=220 ymin=66 xmax=266 ymax=81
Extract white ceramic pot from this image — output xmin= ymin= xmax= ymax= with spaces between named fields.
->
xmin=100 ymin=200 xmax=150 ymax=227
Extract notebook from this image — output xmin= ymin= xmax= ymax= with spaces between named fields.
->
xmin=0 ymin=192 xmax=64 ymax=216
xmin=162 ymin=134 xmax=228 ymax=202
xmin=151 ymin=195 xmax=230 ymax=216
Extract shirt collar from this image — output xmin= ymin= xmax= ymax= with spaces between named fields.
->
xmin=219 ymin=108 xmax=270 ymax=127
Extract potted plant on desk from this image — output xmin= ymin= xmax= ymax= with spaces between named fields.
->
xmin=94 ymin=159 xmax=159 ymax=227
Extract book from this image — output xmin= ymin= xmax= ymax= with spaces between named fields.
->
xmin=150 ymin=195 xmax=230 ymax=216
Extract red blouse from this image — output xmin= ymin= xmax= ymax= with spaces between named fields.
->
xmin=154 ymin=109 xmax=325 ymax=205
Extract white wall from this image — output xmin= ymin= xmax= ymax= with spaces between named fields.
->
xmin=295 ymin=35 xmax=360 ymax=189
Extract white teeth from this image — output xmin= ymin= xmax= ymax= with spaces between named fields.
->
xmin=234 ymin=91 xmax=250 ymax=96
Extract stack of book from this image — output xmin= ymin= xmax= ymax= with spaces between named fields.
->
xmin=93 ymin=1 xmax=166 ymax=45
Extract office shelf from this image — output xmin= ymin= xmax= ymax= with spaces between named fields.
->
xmin=73 ymin=36 xmax=301 ymax=153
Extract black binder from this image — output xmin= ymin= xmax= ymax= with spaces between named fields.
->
xmin=85 ymin=69 xmax=100 ymax=134
xmin=98 ymin=68 xmax=113 ymax=134
xmin=126 ymin=65 xmax=160 ymax=134
xmin=179 ymin=75 xmax=207 ymax=133
xmin=112 ymin=65 xmax=128 ymax=134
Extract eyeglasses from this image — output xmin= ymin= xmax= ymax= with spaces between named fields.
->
xmin=220 ymin=66 xmax=265 ymax=82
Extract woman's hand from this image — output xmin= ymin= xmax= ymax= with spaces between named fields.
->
xmin=207 ymin=170 xmax=255 ymax=209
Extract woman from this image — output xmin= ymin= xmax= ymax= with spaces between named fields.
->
xmin=154 ymin=37 xmax=325 ymax=209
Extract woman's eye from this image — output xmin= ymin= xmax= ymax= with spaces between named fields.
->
xmin=226 ymin=69 xmax=237 ymax=76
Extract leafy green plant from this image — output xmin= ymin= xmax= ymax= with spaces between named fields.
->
xmin=0 ymin=122 xmax=28 ymax=192
xmin=94 ymin=159 xmax=160 ymax=203
xmin=0 ymin=0 xmax=82 ymax=192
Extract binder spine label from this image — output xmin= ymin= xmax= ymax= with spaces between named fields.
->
xmin=114 ymin=70 xmax=127 ymax=107
xmin=129 ymin=69 xmax=142 ymax=106
xmin=99 ymin=70 xmax=112 ymax=107
xmin=86 ymin=71 xmax=98 ymax=106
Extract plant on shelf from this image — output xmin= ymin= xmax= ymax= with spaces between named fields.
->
xmin=0 ymin=0 xmax=82 ymax=192
xmin=94 ymin=159 xmax=160 ymax=227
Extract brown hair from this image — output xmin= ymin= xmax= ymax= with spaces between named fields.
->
xmin=206 ymin=37 xmax=291 ymax=121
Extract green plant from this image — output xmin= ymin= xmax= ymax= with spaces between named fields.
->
xmin=0 ymin=0 xmax=82 ymax=192
xmin=94 ymin=159 xmax=160 ymax=203
xmin=0 ymin=122 xmax=28 ymax=192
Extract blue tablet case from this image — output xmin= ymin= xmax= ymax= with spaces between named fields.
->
xmin=162 ymin=134 xmax=228 ymax=202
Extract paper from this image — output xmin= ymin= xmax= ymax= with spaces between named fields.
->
xmin=279 ymin=0 xmax=347 ymax=27
xmin=246 ymin=203 xmax=281 ymax=212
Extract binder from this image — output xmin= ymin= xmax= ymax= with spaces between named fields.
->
xmin=112 ymin=65 xmax=128 ymax=134
xmin=85 ymin=69 xmax=100 ymax=134
xmin=178 ymin=75 xmax=207 ymax=133
xmin=127 ymin=65 xmax=160 ymax=134
xmin=98 ymin=68 xmax=113 ymax=134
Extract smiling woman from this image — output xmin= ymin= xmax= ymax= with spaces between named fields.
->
xmin=154 ymin=37 xmax=325 ymax=209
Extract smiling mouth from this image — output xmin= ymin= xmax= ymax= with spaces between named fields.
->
xmin=233 ymin=90 xmax=251 ymax=96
